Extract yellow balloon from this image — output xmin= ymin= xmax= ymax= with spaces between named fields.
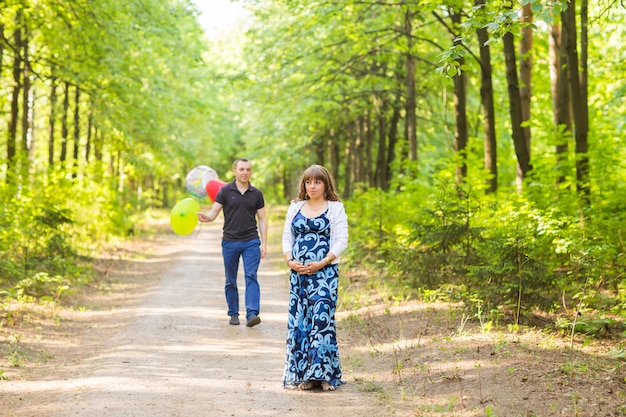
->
xmin=170 ymin=198 xmax=200 ymax=235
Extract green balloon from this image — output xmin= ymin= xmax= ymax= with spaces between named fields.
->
xmin=170 ymin=198 xmax=200 ymax=235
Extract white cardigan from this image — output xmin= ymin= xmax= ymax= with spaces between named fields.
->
xmin=282 ymin=200 xmax=349 ymax=264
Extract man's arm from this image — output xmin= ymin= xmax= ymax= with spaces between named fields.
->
xmin=197 ymin=202 xmax=223 ymax=223
xmin=257 ymin=207 xmax=268 ymax=259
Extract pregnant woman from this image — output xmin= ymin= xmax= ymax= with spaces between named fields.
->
xmin=281 ymin=164 xmax=349 ymax=392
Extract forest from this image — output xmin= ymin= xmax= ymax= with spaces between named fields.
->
xmin=1 ymin=0 xmax=625 ymax=343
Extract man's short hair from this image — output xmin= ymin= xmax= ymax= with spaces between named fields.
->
xmin=233 ymin=158 xmax=250 ymax=169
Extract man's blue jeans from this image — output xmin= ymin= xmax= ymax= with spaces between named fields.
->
xmin=221 ymin=238 xmax=261 ymax=320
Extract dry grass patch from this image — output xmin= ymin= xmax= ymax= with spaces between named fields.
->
xmin=338 ymin=296 xmax=626 ymax=416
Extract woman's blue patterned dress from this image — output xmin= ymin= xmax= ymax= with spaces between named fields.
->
xmin=283 ymin=209 xmax=343 ymax=389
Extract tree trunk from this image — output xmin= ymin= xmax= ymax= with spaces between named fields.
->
xmin=60 ymin=82 xmax=69 ymax=163
xmin=21 ymin=27 xmax=32 ymax=181
xmin=518 ymin=3 xmax=533 ymax=189
xmin=579 ymin=0 xmax=590 ymax=201
xmin=115 ymin=151 xmax=122 ymax=190
xmin=580 ymin=0 xmax=588 ymax=112
xmin=25 ymin=88 xmax=35 ymax=179
xmin=160 ymin=178 xmax=169 ymax=208
xmin=562 ymin=0 xmax=589 ymax=202
xmin=503 ymin=31 xmax=531 ymax=181
xmin=314 ymin=134 xmax=325 ymax=166
xmin=475 ymin=0 xmax=497 ymax=193
xmin=48 ymin=75 xmax=57 ymax=167
xmin=0 ymin=22 xmax=4 ymax=77
xmin=549 ymin=22 xmax=572 ymax=186
xmin=86 ymin=100 xmax=93 ymax=163
xmin=343 ymin=125 xmax=355 ymax=198
xmin=327 ymin=128 xmax=340 ymax=184
xmin=364 ymin=109 xmax=373 ymax=186
xmin=354 ymin=116 xmax=363 ymax=186
xmin=7 ymin=23 xmax=22 ymax=183
xmin=374 ymin=98 xmax=388 ymax=190
xmin=386 ymin=104 xmax=400 ymax=189
xmin=404 ymin=7 xmax=417 ymax=164
xmin=451 ymin=10 xmax=468 ymax=184
xmin=93 ymin=125 xmax=105 ymax=181
xmin=94 ymin=126 xmax=103 ymax=162
xmin=73 ymin=87 xmax=80 ymax=178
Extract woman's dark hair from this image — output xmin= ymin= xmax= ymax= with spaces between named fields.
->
xmin=297 ymin=164 xmax=340 ymax=201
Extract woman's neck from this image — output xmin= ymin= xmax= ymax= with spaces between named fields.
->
xmin=307 ymin=197 xmax=326 ymax=207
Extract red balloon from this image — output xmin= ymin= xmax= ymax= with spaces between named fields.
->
xmin=206 ymin=179 xmax=227 ymax=202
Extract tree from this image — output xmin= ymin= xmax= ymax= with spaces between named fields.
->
xmin=562 ymin=0 xmax=590 ymax=203
xmin=403 ymin=6 xmax=418 ymax=164
xmin=6 ymin=12 xmax=22 ymax=184
xmin=450 ymin=9 xmax=469 ymax=183
xmin=518 ymin=3 xmax=533 ymax=189
xmin=475 ymin=0 xmax=498 ymax=193
xmin=503 ymin=18 xmax=531 ymax=182
xmin=549 ymin=20 xmax=572 ymax=186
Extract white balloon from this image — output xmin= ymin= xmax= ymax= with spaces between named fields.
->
xmin=185 ymin=165 xmax=219 ymax=198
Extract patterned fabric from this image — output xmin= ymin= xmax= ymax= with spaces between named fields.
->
xmin=283 ymin=210 xmax=343 ymax=389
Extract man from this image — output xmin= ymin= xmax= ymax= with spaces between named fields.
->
xmin=197 ymin=158 xmax=267 ymax=327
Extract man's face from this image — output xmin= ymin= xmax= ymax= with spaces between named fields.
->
xmin=233 ymin=161 xmax=252 ymax=183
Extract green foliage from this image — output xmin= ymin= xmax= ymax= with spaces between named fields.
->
xmin=1 ymin=185 xmax=75 ymax=289
xmin=0 ymin=0 xmax=243 ymax=310
xmin=0 ymin=172 xmax=146 ymax=301
xmin=348 ymin=162 xmax=626 ymax=327
xmin=8 ymin=273 xmax=72 ymax=303
xmin=239 ymin=0 xmax=453 ymax=185
xmin=555 ymin=316 xmax=618 ymax=338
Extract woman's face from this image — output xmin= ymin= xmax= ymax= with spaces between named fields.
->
xmin=305 ymin=178 xmax=325 ymax=199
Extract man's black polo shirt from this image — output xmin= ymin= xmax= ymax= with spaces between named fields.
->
xmin=215 ymin=180 xmax=264 ymax=242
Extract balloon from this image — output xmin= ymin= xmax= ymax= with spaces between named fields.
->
xmin=206 ymin=179 xmax=227 ymax=202
xmin=185 ymin=166 xmax=219 ymax=198
xmin=201 ymin=167 xmax=219 ymax=189
xmin=170 ymin=198 xmax=200 ymax=235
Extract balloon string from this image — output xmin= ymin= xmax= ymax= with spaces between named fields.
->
xmin=194 ymin=222 xmax=203 ymax=239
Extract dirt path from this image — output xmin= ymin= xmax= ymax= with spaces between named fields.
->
xmin=1 ymin=225 xmax=376 ymax=417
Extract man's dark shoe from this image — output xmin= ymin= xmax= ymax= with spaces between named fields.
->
xmin=229 ymin=315 xmax=240 ymax=325
xmin=246 ymin=315 xmax=261 ymax=327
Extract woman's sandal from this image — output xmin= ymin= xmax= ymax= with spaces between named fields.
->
xmin=321 ymin=381 xmax=336 ymax=391
xmin=297 ymin=381 xmax=317 ymax=390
